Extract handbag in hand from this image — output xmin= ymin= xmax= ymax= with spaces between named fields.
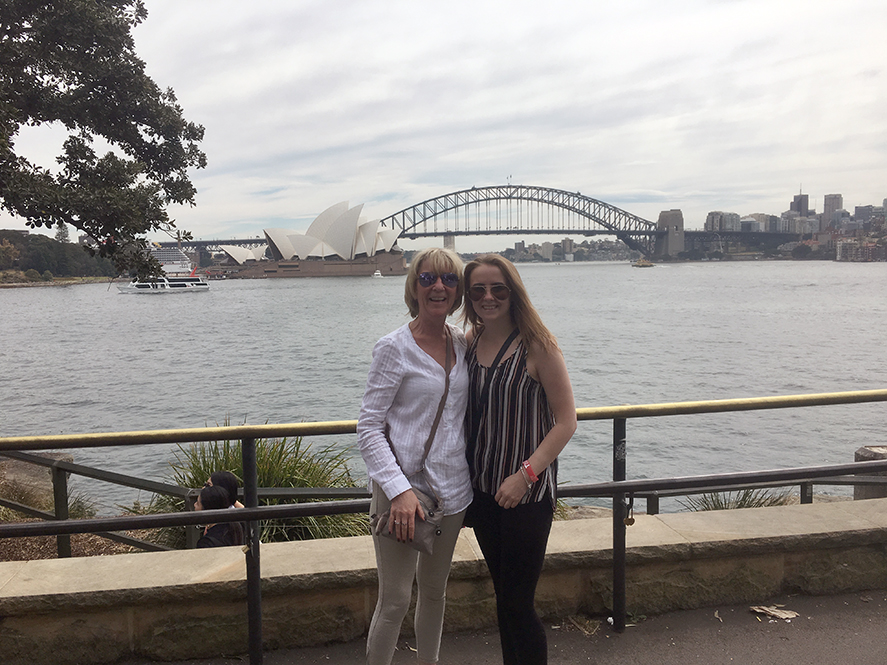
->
xmin=371 ymin=329 xmax=452 ymax=555
xmin=371 ymin=486 xmax=443 ymax=555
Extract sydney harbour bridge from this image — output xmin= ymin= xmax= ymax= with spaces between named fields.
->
xmin=160 ymin=184 xmax=775 ymax=259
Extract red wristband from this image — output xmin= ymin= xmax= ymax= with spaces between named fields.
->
xmin=522 ymin=460 xmax=539 ymax=483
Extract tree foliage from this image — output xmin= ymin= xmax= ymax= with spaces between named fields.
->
xmin=0 ymin=228 xmax=117 ymax=277
xmin=0 ymin=0 xmax=206 ymax=277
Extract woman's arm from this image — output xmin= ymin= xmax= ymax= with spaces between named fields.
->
xmin=357 ymin=337 xmax=413 ymax=502
xmin=495 ymin=342 xmax=577 ymax=508
xmin=357 ymin=334 xmax=429 ymax=543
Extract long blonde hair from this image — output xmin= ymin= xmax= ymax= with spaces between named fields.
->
xmin=462 ymin=254 xmax=558 ymax=351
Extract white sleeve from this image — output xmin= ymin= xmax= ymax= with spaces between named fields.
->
xmin=357 ymin=335 xmax=413 ymax=500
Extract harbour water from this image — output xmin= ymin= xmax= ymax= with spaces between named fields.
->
xmin=2 ymin=260 xmax=886 ymax=514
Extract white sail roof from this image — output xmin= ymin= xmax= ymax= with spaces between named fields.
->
xmin=306 ymin=201 xmax=350 ymax=243
xmin=219 ymin=245 xmax=265 ymax=265
xmin=288 ymin=233 xmax=321 ymax=259
xmin=376 ymin=228 xmax=401 ymax=253
xmin=356 ymin=219 xmax=380 ymax=257
xmin=262 ymin=202 xmax=401 ymax=262
xmin=264 ymin=229 xmax=296 ymax=261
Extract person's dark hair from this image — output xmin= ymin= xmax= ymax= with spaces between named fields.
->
xmin=198 ymin=484 xmax=231 ymax=511
xmin=210 ymin=470 xmax=241 ymax=506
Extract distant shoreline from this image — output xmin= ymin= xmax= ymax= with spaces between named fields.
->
xmin=0 ymin=276 xmax=124 ymax=289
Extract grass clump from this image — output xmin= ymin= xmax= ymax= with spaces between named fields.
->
xmin=0 ymin=476 xmax=96 ymax=521
xmin=128 ymin=435 xmax=369 ymax=549
xmin=679 ymin=488 xmax=792 ymax=512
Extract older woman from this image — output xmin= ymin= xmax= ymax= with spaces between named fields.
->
xmin=463 ymin=254 xmax=576 ymax=665
xmin=357 ymin=247 xmax=472 ymax=665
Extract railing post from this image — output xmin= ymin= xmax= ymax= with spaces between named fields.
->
xmin=185 ymin=489 xmax=200 ymax=549
xmin=646 ymin=493 xmax=660 ymax=516
xmin=242 ymin=437 xmax=263 ymax=664
xmin=612 ymin=417 xmax=627 ymax=633
xmin=51 ymin=463 xmax=71 ymax=558
xmin=800 ymin=482 xmax=813 ymax=504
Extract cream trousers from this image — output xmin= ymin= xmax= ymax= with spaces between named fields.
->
xmin=366 ymin=483 xmax=466 ymax=665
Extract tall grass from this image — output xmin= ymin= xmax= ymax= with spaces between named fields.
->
xmin=678 ymin=488 xmax=792 ymax=511
xmin=129 ymin=435 xmax=368 ymax=548
xmin=0 ymin=477 xmax=96 ymax=521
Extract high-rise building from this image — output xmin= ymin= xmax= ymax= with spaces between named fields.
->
xmin=855 ymin=205 xmax=875 ymax=221
xmin=790 ymin=193 xmax=809 ymax=218
xmin=704 ymin=211 xmax=740 ymax=232
xmin=823 ymin=194 xmax=843 ymax=230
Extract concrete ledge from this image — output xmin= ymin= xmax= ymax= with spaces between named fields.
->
xmin=3 ymin=498 xmax=887 ymax=663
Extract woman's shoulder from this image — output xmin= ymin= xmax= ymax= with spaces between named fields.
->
xmin=373 ymin=322 xmax=411 ymax=351
xmin=447 ymin=322 xmax=468 ymax=348
xmin=523 ymin=335 xmax=563 ymax=364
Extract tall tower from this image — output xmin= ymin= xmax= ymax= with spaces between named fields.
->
xmin=654 ymin=210 xmax=684 ymax=257
xmin=790 ymin=192 xmax=810 ymax=218
xmin=823 ymin=194 xmax=843 ymax=230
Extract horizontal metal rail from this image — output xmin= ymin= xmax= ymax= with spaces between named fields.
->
xmin=4 ymin=389 xmax=885 ymax=452
xmin=5 ymin=459 xmax=887 ymax=539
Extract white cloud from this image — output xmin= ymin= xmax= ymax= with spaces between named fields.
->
xmin=4 ymin=0 xmax=886 ymax=248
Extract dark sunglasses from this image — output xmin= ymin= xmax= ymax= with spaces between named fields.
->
xmin=418 ymin=271 xmax=459 ymax=288
xmin=467 ymin=284 xmax=511 ymax=301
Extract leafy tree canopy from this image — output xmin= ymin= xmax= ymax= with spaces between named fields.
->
xmin=0 ymin=0 xmax=206 ymax=277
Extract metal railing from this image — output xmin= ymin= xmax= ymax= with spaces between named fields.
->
xmin=2 ymin=388 xmax=887 ymax=665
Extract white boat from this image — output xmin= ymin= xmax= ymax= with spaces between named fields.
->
xmin=372 ymin=270 xmax=383 ymax=278
xmin=117 ymin=275 xmax=209 ymax=294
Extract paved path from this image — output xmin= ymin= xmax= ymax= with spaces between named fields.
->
xmin=125 ymin=590 xmax=887 ymax=665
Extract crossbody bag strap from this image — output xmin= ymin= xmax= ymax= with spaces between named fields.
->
xmin=479 ymin=327 xmax=519 ymax=404
xmin=420 ymin=326 xmax=453 ymax=465
xmin=469 ymin=327 xmax=520 ymax=446
xmin=383 ymin=326 xmax=453 ymax=477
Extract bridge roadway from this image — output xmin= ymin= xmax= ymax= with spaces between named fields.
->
xmin=123 ymin=590 xmax=886 ymax=664
xmin=159 ymin=230 xmax=801 ymax=254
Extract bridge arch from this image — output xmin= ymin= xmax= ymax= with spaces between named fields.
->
xmin=378 ymin=185 xmax=660 ymax=256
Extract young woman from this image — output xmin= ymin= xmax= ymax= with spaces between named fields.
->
xmin=194 ymin=484 xmax=245 ymax=548
xmin=463 ymin=254 xmax=576 ymax=665
xmin=357 ymin=247 xmax=472 ymax=665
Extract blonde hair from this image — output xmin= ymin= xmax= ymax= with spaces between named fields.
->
xmin=462 ymin=254 xmax=558 ymax=351
xmin=404 ymin=247 xmax=464 ymax=318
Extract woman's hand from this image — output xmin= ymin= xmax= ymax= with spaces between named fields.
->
xmin=495 ymin=472 xmax=530 ymax=509
xmin=388 ymin=488 xmax=426 ymax=542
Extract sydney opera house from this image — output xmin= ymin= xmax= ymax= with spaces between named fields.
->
xmin=221 ymin=202 xmax=406 ymax=278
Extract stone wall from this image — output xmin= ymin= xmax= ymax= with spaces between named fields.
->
xmin=3 ymin=498 xmax=887 ymax=664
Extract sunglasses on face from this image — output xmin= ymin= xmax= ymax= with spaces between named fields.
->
xmin=467 ymin=284 xmax=511 ymax=301
xmin=417 ymin=272 xmax=459 ymax=288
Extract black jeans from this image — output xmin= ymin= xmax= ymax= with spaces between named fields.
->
xmin=470 ymin=490 xmax=554 ymax=665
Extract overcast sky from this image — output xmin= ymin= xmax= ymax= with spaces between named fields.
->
xmin=5 ymin=0 xmax=886 ymax=252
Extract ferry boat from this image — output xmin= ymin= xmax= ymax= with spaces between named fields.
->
xmin=372 ymin=270 xmax=383 ymax=278
xmin=632 ymin=258 xmax=655 ymax=268
xmin=117 ymin=275 xmax=209 ymax=294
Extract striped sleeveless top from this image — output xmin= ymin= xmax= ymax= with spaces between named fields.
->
xmin=466 ymin=334 xmax=557 ymax=506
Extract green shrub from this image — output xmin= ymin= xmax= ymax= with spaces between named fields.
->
xmin=128 ymin=434 xmax=369 ymax=548
xmin=679 ymin=488 xmax=792 ymax=512
xmin=0 ymin=477 xmax=96 ymax=521
xmin=41 ymin=270 xmax=53 ymax=281
xmin=23 ymin=268 xmax=40 ymax=281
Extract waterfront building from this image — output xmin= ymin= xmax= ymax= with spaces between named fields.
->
xmin=704 ymin=211 xmax=741 ymax=232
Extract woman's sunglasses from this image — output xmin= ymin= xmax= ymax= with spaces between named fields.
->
xmin=467 ymin=284 xmax=511 ymax=301
xmin=418 ymin=271 xmax=459 ymax=288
